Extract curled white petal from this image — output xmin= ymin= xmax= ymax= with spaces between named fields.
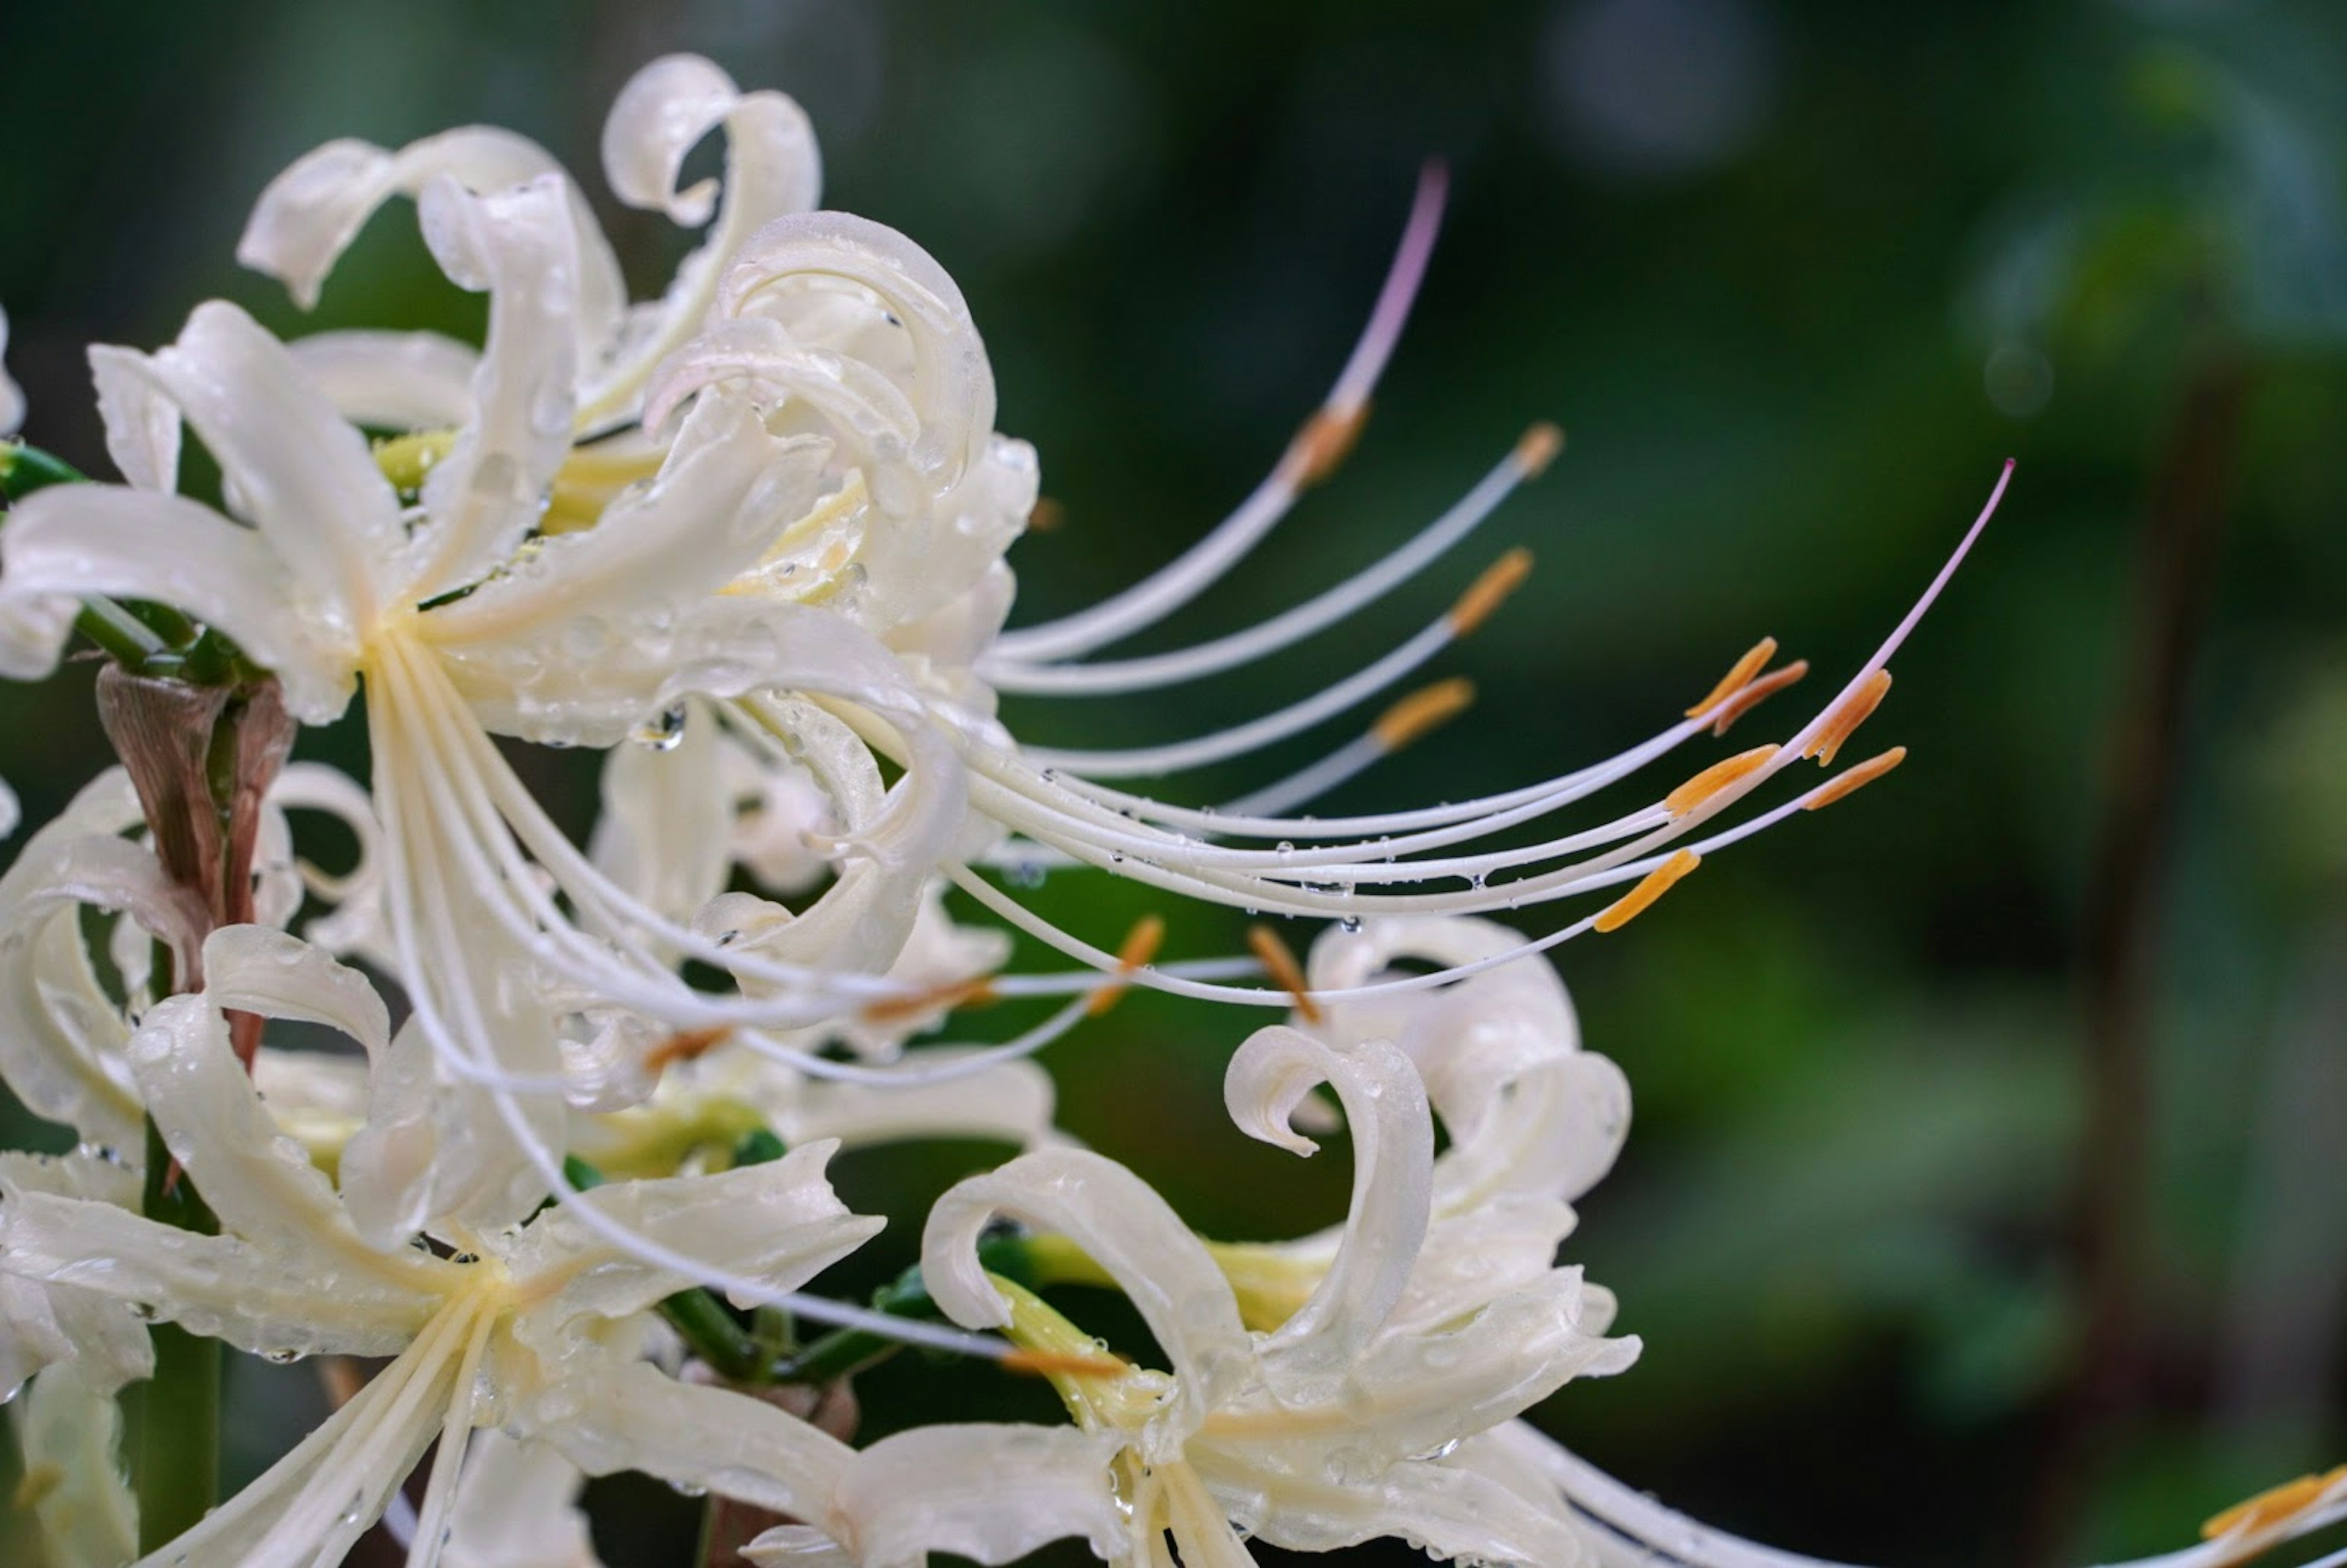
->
xmin=922 ymin=1148 xmax=1251 ymax=1416
xmin=404 ymin=173 xmax=582 ymax=602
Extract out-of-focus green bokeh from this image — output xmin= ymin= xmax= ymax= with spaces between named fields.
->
xmin=2 ymin=1 xmax=2344 ymax=1564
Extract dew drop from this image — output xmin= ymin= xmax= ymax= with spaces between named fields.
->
xmin=633 ymin=703 xmax=690 ymax=752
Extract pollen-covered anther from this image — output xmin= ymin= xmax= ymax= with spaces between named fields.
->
xmin=1449 ymin=547 xmax=1533 ymax=636
xmin=1000 ymin=1347 xmax=1130 ymax=1380
xmin=1372 ymin=677 xmax=1476 ymax=754
xmin=859 ymin=975 xmax=999 ymax=1027
xmin=1247 ymin=924 xmax=1323 ymax=1024
xmin=1085 ymin=914 xmax=1168 ymax=1017
xmin=1513 ymin=420 xmax=1565 ymax=477
xmin=1687 ymin=637 xmax=1778 ymax=719
xmin=644 ymin=1025 xmax=732 ymax=1075
xmin=1593 ymin=848 xmax=1702 ymax=934
xmin=1027 ymin=496 xmax=1066 ymax=533
xmin=2200 ymin=1463 xmax=2347 ymax=1542
xmin=1803 ymin=668 xmax=1893 ymax=766
xmin=1803 ymin=746 xmax=1908 ymax=811
xmin=1710 ymin=659 xmax=1809 ymax=736
xmin=1287 ymin=402 xmax=1370 ymax=489
xmin=1663 ymin=744 xmax=1779 ymax=817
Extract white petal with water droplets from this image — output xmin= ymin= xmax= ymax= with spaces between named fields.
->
xmin=287 ymin=328 xmax=481 ymax=428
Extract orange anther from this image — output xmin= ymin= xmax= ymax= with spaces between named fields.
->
xmin=1372 ymin=678 xmax=1475 ymax=752
xmin=1593 ymin=849 xmax=1702 ymax=934
xmin=1247 ymin=924 xmax=1323 ymax=1024
xmin=1449 ymin=548 xmax=1533 ymax=636
xmin=1687 ymin=638 xmax=1779 ymax=719
xmin=1514 ymin=421 xmax=1565 ymax=477
xmin=1027 ymin=495 xmax=1066 ymax=533
xmin=861 ymin=975 xmax=997 ymax=1026
xmin=1710 ymin=659 xmax=1809 ymax=735
xmin=1664 ymin=744 xmax=1779 ymax=816
xmin=1086 ymin=914 xmax=1167 ymax=1017
xmin=1802 ymin=669 xmax=1893 ymax=766
xmin=1288 ymin=403 xmax=1370 ymax=488
xmin=644 ymin=1025 xmax=732 ymax=1075
xmin=1803 ymin=747 xmax=1907 ymax=811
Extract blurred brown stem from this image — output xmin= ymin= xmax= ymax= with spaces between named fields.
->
xmin=2019 ymin=345 xmax=2249 ymax=1564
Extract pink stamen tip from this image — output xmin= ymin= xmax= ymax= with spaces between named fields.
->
xmin=1329 ymin=162 xmax=1450 ymax=416
xmin=1787 ymin=461 xmax=2015 ymax=758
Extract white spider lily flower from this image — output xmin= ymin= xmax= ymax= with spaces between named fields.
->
xmin=0 ymin=181 xmax=1010 ymax=1223
xmin=804 ymin=1024 xmax=1636 ymax=1567
xmin=0 ymin=926 xmax=884 ymax=1568
xmin=1452 ymin=1419 xmax=2347 ymax=1568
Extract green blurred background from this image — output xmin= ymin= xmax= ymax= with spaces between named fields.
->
xmin=3 ymin=1 xmax=2345 ymax=1564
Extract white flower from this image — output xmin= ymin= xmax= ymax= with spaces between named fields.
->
xmin=0 ymin=55 xmax=1037 ymax=1225
xmin=790 ymin=1023 xmax=1636 ymax=1566
xmin=0 ymin=925 xmax=883 ymax=1568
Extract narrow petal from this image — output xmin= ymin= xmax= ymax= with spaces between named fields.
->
xmin=441 ymin=1431 xmax=602 ymax=1568
xmin=127 ymin=967 xmax=449 ymax=1297
xmin=204 ymin=923 xmax=391 ymax=1055
xmin=789 ymin=1423 xmax=1123 ymax=1568
xmin=134 ymin=1302 xmax=469 ymax=1567
xmin=95 ymin=302 xmax=405 ymax=630
xmin=1293 ymin=1272 xmax=1640 ymax=1470
xmin=0 ymin=483 xmax=357 ymax=721
xmin=89 ymin=343 xmax=182 ymax=489
xmin=0 ymin=1187 xmax=435 ymax=1358
xmin=505 ymin=1140 xmax=881 ymax=1322
xmin=0 ymin=793 xmax=189 ymax=1146
xmin=579 ymin=54 xmax=821 ymax=425
xmin=9 ymin=1361 xmax=139 ymax=1568
xmin=289 ymin=329 xmax=480 ymax=429
xmin=0 ymin=1152 xmax=151 ymax=1399
xmin=1220 ymin=1448 xmax=1599 ymax=1567
xmin=588 ymin=704 xmax=733 ymax=927
xmin=421 ymin=392 xmax=823 ymax=653
xmin=780 ymin=1054 xmax=1056 ymax=1150
xmin=518 ymin=1350 xmax=850 ymax=1526
xmin=1227 ymin=1026 xmax=1431 ymax=1365
xmin=923 ymin=1148 xmax=1252 ymax=1409
xmin=402 ymin=174 xmax=582 ymax=603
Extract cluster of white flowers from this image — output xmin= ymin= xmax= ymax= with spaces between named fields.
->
xmin=1 ymin=53 xmax=2339 ymax=1568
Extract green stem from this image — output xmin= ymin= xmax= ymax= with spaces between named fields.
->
xmin=132 ymin=1116 xmax=219 ymax=1553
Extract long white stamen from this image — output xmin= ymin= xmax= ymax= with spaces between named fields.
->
xmin=985 ymin=427 xmax=1547 ymax=696
xmin=1536 ymin=1436 xmax=2347 ymax=1568
xmin=1020 ymin=614 xmax=1460 ymax=779
xmin=993 ymin=164 xmax=1447 ymax=665
xmin=375 ymin=730 xmax=1018 ymax=1361
xmin=403 ymin=1303 xmax=497 ymax=1568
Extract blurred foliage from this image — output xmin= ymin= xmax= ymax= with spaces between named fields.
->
xmin=2 ymin=1 xmax=2345 ymax=1565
